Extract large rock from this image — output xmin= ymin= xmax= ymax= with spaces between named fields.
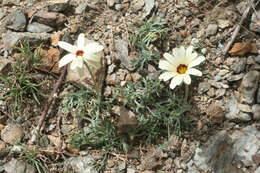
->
xmin=65 ymin=156 xmax=98 ymax=173
xmin=188 ymin=125 xmax=260 ymax=173
xmin=46 ymin=0 xmax=70 ymax=12
xmin=250 ymin=10 xmax=260 ymax=33
xmin=2 ymin=31 xmax=52 ymax=50
xmin=4 ymin=158 xmax=35 ymax=173
xmin=27 ymin=22 xmax=54 ymax=33
xmin=1 ymin=124 xmax=24 ymax=145
xmin=238 ymin=71 xmax=259 ymax=105
xmin=4 ymin=10 xmax=26 ymax=31
xmin=34 ymin=11 xmax=66 ymax=28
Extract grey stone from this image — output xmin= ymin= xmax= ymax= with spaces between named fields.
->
xmin=257 ymin=87 xmax=260 ymax=104
xmin=46 ymin=0 xmax=70 ymax=12
xmin=4 ymin=158 xmax=35 ymax=173
xmin=107 ymin=0 xmax=115 ymax=7
xmin=65 ymin=156 xmax=98 ymax=173
xmin=127 ymin=168 xmax=136 ymax=173
xmin=253 ymin=104 xmax=260 ymax=120
xmin=231 ymin=58 xmax=246 ymax=74
xmin=34 ymin=11 xmax=66 ymax=28
xmin=198 ymin=82 xmax=211 ymax=94
xmin=254 ymin=55 xmax=260 ymax=64
xmin=130 ymin=0 xmax=145 ymax=13
xmin=1 ymin=124 xmax=24 ymax=145
xmin=114 ymin=39 xmax=134 ymax=71
xmin=2 ymin=31 xmax=52 ymax=50
xmin=75 ymin=3 xmax=88 ymax=14
xmin=0 ymin=57 xmax=13 ymax=77
xmin=227 ymin=73 xmax=244 ymax=82
xmin=215 ymin=88 xmax=226 ymax=98
xmin=144 ymin=0 xmax=155 ymax=17
xmin=238 ymin=70 xmax=259 ymax=105
xmin=115 ymin=4 xmax=122 ymax=11
xmin=27 ymin=22 xmax=54 ymax=33
xmin=189 ymin=125 xmax=260 ymax=172
xmin=225 ymin=95 xmax=251 ymax=121
xmin=206 ymin=24 xmax=218 ymax=37
xmin=250 ymin=10 xmax=260 ymax=33
xmin=5 ymin=10 xmax=26 ymax=31
xmin=2 ymin=0 xmax=20 ymax=6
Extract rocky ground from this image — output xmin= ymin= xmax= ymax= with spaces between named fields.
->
xmin=0 ymin=0 xmax=260 ymax=173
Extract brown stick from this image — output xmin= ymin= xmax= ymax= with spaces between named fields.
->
xmin=222 ymin=1 xmax=253 ymax=56
xmin=29 ymin=66 xmax=67 ymax=145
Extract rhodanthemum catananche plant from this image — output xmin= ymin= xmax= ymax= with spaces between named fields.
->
xmin=58 ymin=33 xmax=104 ymax=70
xmin=159 ymin=46 xmax=205 ymax=101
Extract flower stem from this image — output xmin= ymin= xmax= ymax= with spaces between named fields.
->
xmin=184 ymin=84 xmax=189 ymax=102
xmin=84 ymin=62 xmax=101 ymax=114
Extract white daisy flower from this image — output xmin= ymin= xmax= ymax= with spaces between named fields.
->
xmin=58 ymin=33 xmax=104 ymax=70
xmin=159 ymin=46 xmax=205 ymax=89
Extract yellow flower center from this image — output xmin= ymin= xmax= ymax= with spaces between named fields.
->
xmin=177 ymin=64 xmax=187 ymax=74
xmin=76 ymin=50 xmax=84 ymax=57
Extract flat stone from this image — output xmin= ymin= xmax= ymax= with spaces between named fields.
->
xmin=257 ymin=87 xmax=260 ymax=104
xmin=5 ymin=10 xmax=26 ymax=31
xmin=188 ymin=125 xmax=260 ymax=172
xmin=238 ymin=70 xmax=259 ymax=105
xmin=130 ymin=0 xmax=145 ymax=13
xmin=114 ymin=39 xmax=134 ymax=71
xmin=4 ymin=158 xmax=35 ymax=173
xmin=107 ymin=0 xmax=115 ymax=7
xmin=2 ymin=0 xmax=20 ymax=6
xmin=2 ymin=31 xmax=52 ymax=51
xmin=237 ymin=103 xmax=252 ymax=113
xmin=254 ymin=55 xmax=260 ymax=64
xmin=198 ymin=82 xmax=211 ymax=94
xmin=226 ymin=73 xmax=244 ymax=82
xmin=206 ymin=24 xmax=218 ymax=37
xmin=252 ymin=104 xmax=260 ymax=120
xmin=46 ymin=0 xmax=70 ymax=12
xmin=34 ymin=11 xmax=66 ymax=28
xmin=207 ymin=88 xmax=215 ymax=97
xmin=1 ymin=124 xmax=24 ymax=145
xmin=0 ymin=57 xmax=13 ymax=77
xmin=231 ymin=58 xmax=246 ymax=74
xmin=144 ymin=0 xmax=155 ymax=18
xmin=0 ymin=140 xmax=6 ymax=156
xmin=250 ymin=10 xmax=260 ymax=33
xmin=75 ymin=2 xmax=88 ymax=14
xmin=217 ymin=19 xmax=230 ymax=29
xmin=27 ymin=22 xmax=54 ymax=33
xmin=65 ymin=156 xmax=98 ymax=173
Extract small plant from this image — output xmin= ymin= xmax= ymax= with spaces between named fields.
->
xmin=0 ymin=58 xmax=44 ymax=111
xmin=15 ymin=146 xmax=47 ymax=173
xmin=117 ymin=77 xmax=192 ymax=143
xmin=130 ymin=17 xmax=168 ymax=70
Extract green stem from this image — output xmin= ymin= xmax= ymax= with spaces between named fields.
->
xmin=184 ymin=84 xmax=189 ymax=103
xmin=84 ymin=62 xmax=101 ymax=114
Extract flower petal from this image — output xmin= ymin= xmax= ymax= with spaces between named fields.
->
xmin=58 ymin=41 xmax=77 ymax=53
xmin=85 ymin=53 xmax=101 ymax=62
xmin=85 ymin=42 xmax=104 ymax=54
xmin=159 ymin=72 xmax=177 ymax=81
xmin=188 ymin=56 xmax=205 ymax=68
xmin=77 ymin=33 xmax=85 ymax=49
xmin=183 ymin=74 xmax=191 ymax=85
xmin=159 ymin=60 xmax=175 ymax=71
xmin=59 ymin=54 xmax=75 ymax=67
xmin=71 ymin=58 xmax=82 ymax=70
xmin=186 ymin=68 xmax=202 ymax=76
xmin=163 ymin=53 xmax=175 ymax=64
xmin=172 ymin=46 xmax=186 ymax=59
xmin=186 ymin=46 xmax=198 ymax=63
xmin=170 ymin=75 xmax=183 ymax=89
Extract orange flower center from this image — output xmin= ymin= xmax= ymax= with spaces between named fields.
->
xmin=76 ymin=50 xmax=84 ymax=56
xmin=177 ymin=64 xmax=187 ymax=74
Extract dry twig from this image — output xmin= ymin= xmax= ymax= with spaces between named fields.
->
xmin=29 ymin=66 xmax=67 ymax=145
xmin=223 ymin=0 xmax=259 ymax=56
